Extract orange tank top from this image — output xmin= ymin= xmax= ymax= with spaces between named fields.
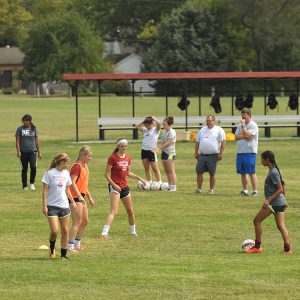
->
xmin=70 ymin=163 xmax=89 ymax=197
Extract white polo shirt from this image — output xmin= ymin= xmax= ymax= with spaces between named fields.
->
xmin=196 ymin=125 xmax=225 ymax=154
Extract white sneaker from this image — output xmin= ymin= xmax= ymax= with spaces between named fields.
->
xmin=194 ymin=189 xmax=202 ymax=193
xmin=23 ymin=187 xmax=28 ymax=192
xmin=208 ymin=189 xmax=214 ymax=194
xmin=30 ymin=184 xmax=36 ymax=191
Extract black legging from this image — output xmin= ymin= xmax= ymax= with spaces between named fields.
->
xmin=20 ymin=152 xmax=37 ymax=188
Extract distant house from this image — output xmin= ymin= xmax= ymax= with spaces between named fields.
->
xmin=0 ymin=47 xmax=24 ymax=89
xmin=105 ymin=40 xmax=155 ymax=94
xmin=114 ymin=53 xmax=155 ymax=94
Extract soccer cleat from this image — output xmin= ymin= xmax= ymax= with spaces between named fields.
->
xmin=239 ymin=191 xmax=249 ymax=196
xmin=49 ymin=249 xmax=56 ymax=259
xmin=99 ymin=235 xmax=110 ymax=240
xmin=68 ymin=248 xmax=79 ymax=253
xmin=244 ymin=247 xmax=262 ymax=253
xmin=23 ymin=187 xmax=28 ymax=192
xmin=74 ymin=246 xmax=84 ymax=251
xmin=251 ymin=191 xmax=258 ymax=197
xmin=131 ymin=233 xmax=139 ymax=237
xmin=61 ymin=255 xmax=69 ymax=260
xmin=208 ymin=189 xmax=214 ymax=194
xmin=194 ymin=189 xmax=202 ymax=194
xmin=30 ymin=184 xmax=36 ymax=191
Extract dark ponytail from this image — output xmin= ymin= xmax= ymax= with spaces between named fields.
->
xmin=261 ymin=150 xmax=285 ymax=188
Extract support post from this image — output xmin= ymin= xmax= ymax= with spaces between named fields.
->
xmin=98 ymin=81 xmax=104 ymax=140
xmin=264 ymin=80 xmax=270 ymax=137
xmin=131 ymin=80 xmax=138 ymax=139
xmin=75 ymin=80 xmax=79 ymax=142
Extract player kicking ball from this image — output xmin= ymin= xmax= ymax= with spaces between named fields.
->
xmin=244 ymin=151 xmax=291 ymax=254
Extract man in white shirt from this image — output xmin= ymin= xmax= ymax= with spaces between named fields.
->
xmin=235 ymin=108 xmax=259 ymax=196
xmin=194 ymin=115 xmax=226 ymax=194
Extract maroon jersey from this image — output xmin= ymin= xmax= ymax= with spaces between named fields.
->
xmin=107 ymin=152 xmax=131 ymax=189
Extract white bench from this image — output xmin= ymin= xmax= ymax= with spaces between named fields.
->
xmin=97 ymin=115 xmax=300 ymax=140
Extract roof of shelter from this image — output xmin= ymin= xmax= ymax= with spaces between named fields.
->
xmin=0 ymin=47 xmax=25 ymax=65
xmin=64 ymin=71 xmax=300 ymax=81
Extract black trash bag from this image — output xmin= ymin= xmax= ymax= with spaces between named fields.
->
xmin=288 ymin=93 xmax=299 ymax=110
xmin=244 ymin=93 xmax=254 ymax=108
xmin=235 ymin=94 xmax=244 ymax=111
xmin=210 ymin=95 xmax=222 ymax=113
xmin=177 ymin=94 xmax=190 ymax=111
xmin=267 ymin=94 xmax=278 ymax=110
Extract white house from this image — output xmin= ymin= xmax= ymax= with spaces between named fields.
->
xmin=114 ymin=53 xmax=155 ymax=94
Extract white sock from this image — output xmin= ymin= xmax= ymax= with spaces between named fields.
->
xmin=68 ymin=241 xmax=74 ymax=251
xmin=244 ymin=190 xmax=248 ymax=193
xmin=74 ymin=239 xmax=81 ymax=249
xmin=101 ymin=224 xmax=110 ymax=236
xmin=130 ymin=225 xmax=136 ymax=235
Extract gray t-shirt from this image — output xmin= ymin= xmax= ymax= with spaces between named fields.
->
xmin=264 ymin=167 xmax=286 ymax=206
xmin=235 ymin=120 xmax=258 ymax=153
xmin=15 ymin=125 xmax=38 ymax=153
xmin=162 ymin=127 xmax=176 ymax=154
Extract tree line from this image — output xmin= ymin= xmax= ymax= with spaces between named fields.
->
xmin=1 ymin=0 xmax=300 ymax=85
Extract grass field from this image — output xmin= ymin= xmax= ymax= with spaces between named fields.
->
xmin=1 ymin=94 xmax=300 ymax=299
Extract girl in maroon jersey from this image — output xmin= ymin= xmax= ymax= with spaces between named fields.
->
xmin=100 ymin=139 xmax=146 ymax=239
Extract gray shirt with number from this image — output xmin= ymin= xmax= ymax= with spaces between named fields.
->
xmin=15 ymin=125 xmax=38 ymax=153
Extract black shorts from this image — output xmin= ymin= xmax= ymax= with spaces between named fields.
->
xmin=47 ymin=206 xmax=71 ymax=218
xmin=108 ymin=184 xmax=130 ymax=199
xmin=270 ymin=205 xmax=287 ymax=214
xmin=68 ymin=193 xmax=86 ymax=203
xmin=161 ymin=151 xmax=176 ymax=161
xmin=141 ymin=149 xmax=157 ymax=162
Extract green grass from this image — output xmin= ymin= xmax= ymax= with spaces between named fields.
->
xmin=1 ymin=94 xmax=300 ymax=299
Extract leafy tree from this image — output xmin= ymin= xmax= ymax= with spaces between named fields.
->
xmin=71 ymin=0 xmax=182 ymax=45
xmin=0 ymin=0 xmax=32 ymax=46
xmin=142 ymin=2 xmax=234 ymax=72
xmin=21 ymin=11 xmax=108 ymax=83
xmin=228 ymin=0 xmax=300 ymax=71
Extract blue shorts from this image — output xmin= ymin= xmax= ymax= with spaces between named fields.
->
xmin=236 ymin=153 xmax=256 ymax=174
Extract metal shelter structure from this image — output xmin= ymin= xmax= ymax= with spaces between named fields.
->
xmin=63 ymin=71 xmax=300 ymax=142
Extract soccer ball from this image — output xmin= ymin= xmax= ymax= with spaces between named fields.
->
xmin=150 ymin=181 xmax=160 ymax=191
xmin=241 ymin=239 xmax=255 ymax=251
xmin=160 ymin=182 xmax=169 ymax=191
xmin=137 ymin=180 xmax=150 ymax=190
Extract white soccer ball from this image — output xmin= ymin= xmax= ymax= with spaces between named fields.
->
xmin=150 ymin=181 xmax=160 ymax=191
xmin=241 ymin=239 xmax=255 ymax=251
xmin=160 ymin=182 xmax=169 ymax=191
xmin=137 ymin=180 xmax=150 ymax=190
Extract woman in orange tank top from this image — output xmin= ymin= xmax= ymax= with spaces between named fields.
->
xmin=68 ymin=146 xmax=94 ymax=252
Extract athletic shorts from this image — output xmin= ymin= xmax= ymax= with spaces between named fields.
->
xmin=161 ymin=151 xmax=176 ymax=161
xmin=108 ymin=184 xmax=130 ymax=199
xmin=196 ymin=154 xmax=218 ymax=175
xmin=47 ymin=206 xmax=71 ymax=218
xmin=236 ymin=153 xmax=256 ymax=174
xmin=270 ymin=205 xmax=287 ymax=214
xmin=68 ymin=193 xmax=86 ymax=204
xmin=141 ymin=149 xmax=157 ymax=162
